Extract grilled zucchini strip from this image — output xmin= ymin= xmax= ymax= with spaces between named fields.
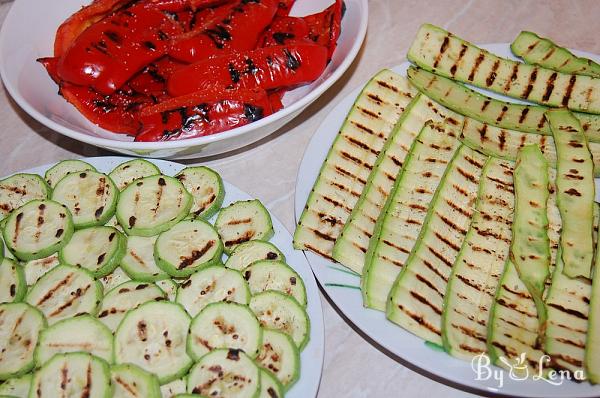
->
xmin=442 ymin=158 xmax=514 ymax=360
xmin=548 ymin=109 xmax=595 ymax=278
xmin=294 ymin=70 xmax=415 ymax=260
xmin=408 ymin=24 xmax=600 ymax=113
xmin=511 ymin=31 xmax=600 ymax=78
xmin=114 ymin=301 xmax=192 ymax=384
xmin=362 ymin=120 xmax=461 ymax=310
xmin=44 ymin=159 xmax=96 ymax=188
xmin=0 ymin=303 xmax=46 ymax=380
xmin=333 ymin=93 xmax=460 ymax=274
xmin=587 ymin=215 xmax=600 ymax=383
xmin=111 ymin=363 xmax=162 ymax=398
xmin=460 ymin=117 xmax=600 ymax=176
xmin=35 ymin=314 xmax=113 ymax=365
xmin=387 ymin=145 xmax=487 ymax=344
xmin=0 ymin=173 xmax=50 ymax=221
xmin=30 ymin=352 xmax=111 ymax=398
xmin=407 ymin=66 xmax=600 ymax=142
xmin=511 ymin=145 xmax=550 ymax=325
xmin=109 ymin=159 xmax=161 ymax=191
xmin=0 ymin=258 xmax=26 ymax=303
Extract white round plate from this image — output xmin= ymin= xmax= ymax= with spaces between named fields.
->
xmin=5 ymin=156 xmax=324 ymax=398
xmin=0 ymin=0 xmax=367 ymax=159
xmin=294 ymin=43 xmax=600 ymax=397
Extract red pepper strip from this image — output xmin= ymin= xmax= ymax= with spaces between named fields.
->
xmin=303 ymin=0 xmax=343 ymax=60
xmin=135 ymin=87 xmax=273 ymax=141
xmin=168 ymin=0 xmax=279 ymax=63
xmin=53 ymin=0 xmax=134 ymax=57
xmin=268 ymin=90 xmax=285 ymax=112
xmin=258 ymin=16 xmax=309 ymax=47
xmin=275 ymin=0 xmax=295 ymax=16
xmin=168 ymin=43 xmax=328 ymax=96
xmin=128 ymin=57 xmax=186 ymax=97
xmin=37 ymin=57 xmax=61 ymax=84
xmin=138 ymin=0 xmax=232 ymax=12
xmin=56 ymin=3 xmax=183 ymax=95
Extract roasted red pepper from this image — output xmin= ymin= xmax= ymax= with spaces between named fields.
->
xmin=56 ymin=3 xmax=183 ymax=95
xmin=139 ymin=0 xmax=232 ymax=12
xmin=135 ymin=87 xmax=273 ymax=141
xmin=168 ymin=0 xmax=279 ymax=63
xmin=275 ymin=0 xmax=295 ymax=16
xmin=128 ymin=57 xmax=186 ymax=97
xmin=168 ymin=43 xmax=328 ymax=96
xmin=303 ymin=0 xmax=343 ymax=60
xmin=258 ymin=16 xmax=309 ymax=47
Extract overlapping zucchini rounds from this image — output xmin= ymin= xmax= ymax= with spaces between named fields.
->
xmin=295 ymin=24 xmax=600 ymax=384
xmin=0 ymin=158 xmax=310 ymax=397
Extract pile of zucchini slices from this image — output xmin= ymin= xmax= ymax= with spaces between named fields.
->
xmin=295 ymin=24 xmax=600 ymax=383
xmin=0 ymin=158 xmax=309 ymax=398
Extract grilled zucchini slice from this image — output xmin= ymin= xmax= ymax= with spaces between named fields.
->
xmin=175 ymin=166 xmax=225 ymax=220
xmin=35 ymin=314 xmax=113 ymax=365
xmin=408 ymin=24 xmax=600 ymax=113
xmin=362 ymin=120 xmax=461 ymax=310
xmin=30 ymin=352 xmax=111 ymax=398
xmin=186 ymin=348 xmax=260 ymax=398
xmin=294 ymin=70 xmax=415 ymax=260
xmin=97 ymin=281 xmax=166 ymax=332
xmin=59 ymin=226 xmax=126 ymax=278
xmin=215 ymin=200 xmax=274 ymax=255
xmin=333 ymin=93 xmax=461 ymax=274
xmin=100 ymin=266 xmax=131 ymax=291
xmin=155 ymin=220 xmax=223 ymax=278
xmin=548 ymin=109 xmax=595 ymax=278
xmin=52 ymin=170 xmax=118 ymax=228
xmin=25 ymin=264 xmax=102 ymax=324
xmin=3 ymin=200 xmax=74 ymax=261
xmin=0 ymin=373 xmax=31 ymax=397
xmin=258 ymin=368 xmax=284 ymax=398
xmin=407 ymin=66 xmax=600 ymax=142
xmin=116 ymin=175 xmax=192 ymax=237
xmin=0 ymin=303 xmax=45 ymax=380
xmin=386 ymin=145 xmax=487 ymax=344
xmin=0 ymin=173 xmax=50 ymax=221
xmin=114 ymin=301 xmax=192 ymax=384
xmin=250 ymin=291 xmax=309 ymax=350
xmin=111 ymin=363 xmax=162 ymax=398
xmin=44 ymin=159 xmax=96 ymax=188
xmin=160 ymin=379 xmax=186 ymax=398
xmin=120 ymin=235 xmax=169 ymax=282
xmin=187 ymin=301 xmax=262 ymax=361
xmin=224 ymin=240 xmax=285 ymax=271
xmin=511 ymin=31 xmax=600 ymax=78
xmin=0 ymin=258 xmax=26 ymax=303
xmin=243 ymin=260 xmax=306 ymax=306
xmin=256 ymin=329 xmax=300 ymax=389
xmin=176 ymin=265 xmax=250 ymax=317
xmin=22 ymin=254 xmax=60 ymax=286
xmin=109 ymin=159 xmax=161 ymax=191
xmin=442 ymin=157 xmax=514 ymax=360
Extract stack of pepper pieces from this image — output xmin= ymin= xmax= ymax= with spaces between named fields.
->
xmin=37 ymin=0 xmax=344 ymax=141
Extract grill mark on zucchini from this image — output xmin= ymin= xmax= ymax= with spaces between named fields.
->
xmin=397 ymin=304 xmax=441 ymax=334
xmin=433 ymin=35 xmax=450 ymax=68
xmin=522 ymin=68 xmax=538 ymax=99
xmin=179 ymin=240 xmax=216 ymax=269
xmin=542 ymin=72 xmax=558 ymax=102
xmin=36 ymin=273 xmax=74 ymax=306
xmin=450 ymin=44 xmax=468 ymax=76
xmin=547 ymin=302 xmax=587 ymax=320
xmin=48 ymin=283 xmax=91 ymax=317
xmin=486 ymin=60 xmax=500 ymax=87
xmin=468 ymin=52 xmax=485 ymax=82
xmin=410 ymin=290 xmax=442 ymax=314
xmin=562 ymin=75 xmax=577 ymax=106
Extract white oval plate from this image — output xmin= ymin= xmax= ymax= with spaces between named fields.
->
xmin=294 ymin=43 xmax=600 ymax=397
xmin=6 ymin=156 xmax=324 ymax=398
xmin=0 ymin=0 xmax=367 ymax=159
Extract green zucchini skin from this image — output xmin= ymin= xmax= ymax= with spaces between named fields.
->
xmin=333 ymin=92 xmax=461 ymax=275
xmin=441 ymin=157 xmax=514 ymax=360
xmin=386 ymin=145 xmax=487 ymax=344
xmin=510 ymin=145 xmax=550 ymax=326
xmin=547 ymin=109 xmax=595 ymax=278
xmin=407 ymin=66 xmax=600 ymax=142
xmin=408 ymin=24 xmax=600 ymax=113
xmin=511 ymin=31 xmax=600 ymax=78
xmin=362 ymin=119 xmax=461 ymax=311
xmin=294 ymin=70 xmax=416 ymax=260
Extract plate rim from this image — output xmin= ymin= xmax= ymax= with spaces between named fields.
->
xmin=293 ymin=43 xmax=600 ymax=398
xmin=2 ymin=155 xmax=325 ymax=398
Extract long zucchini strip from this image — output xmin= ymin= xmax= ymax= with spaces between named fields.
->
xmin=333 ymin=93 xmax=461 ymax=274
xmin=293 ymin=70 xmax=416 ymax=259
xmin=362 ymin=120 xmax=462 ymax=310
xmin=442 ymin=157 xmax=514 ymax=360
xmin=460 ymin=117 xmax=600 ymax=177
xmin=386 ymin=145 xmax=487 ymax=344
xmin=511 ymin=31 xmax=600 ymax=78
xmin=407 ymin=66 xmax=600 ymax=142
xmin=587 ymin=208 xmax=600 ymax=383
xmin=408 ymin=24 xmax=600 ymax=114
